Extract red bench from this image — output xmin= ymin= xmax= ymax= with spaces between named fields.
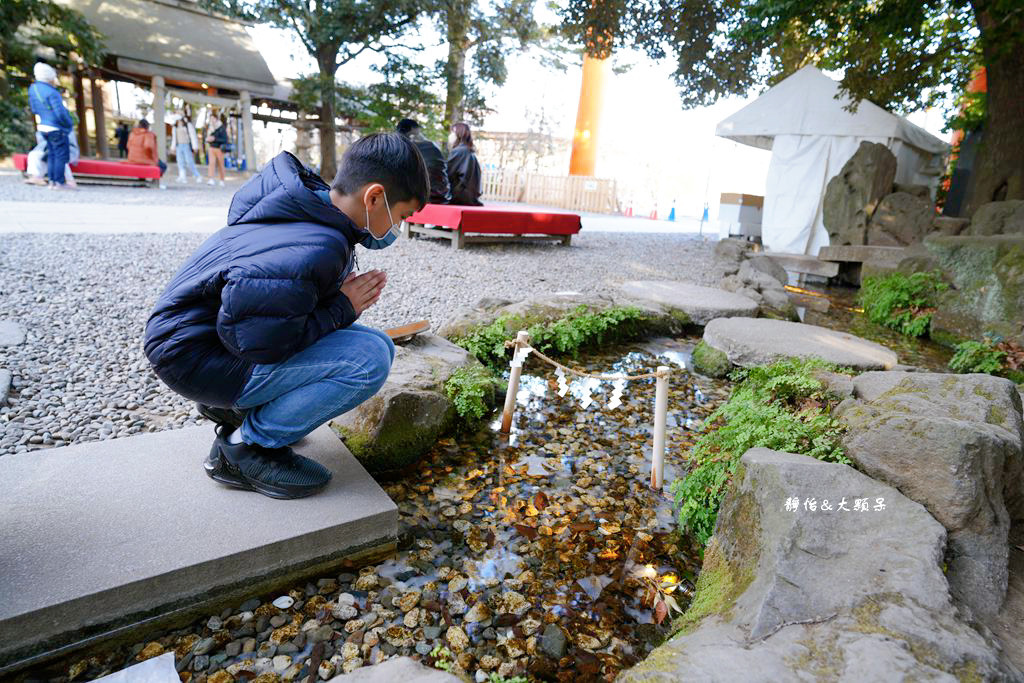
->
xmin=12 ymin=154 xmax=162 ymax=185
xmin=404 ymin=203 xmax=582 ymax=249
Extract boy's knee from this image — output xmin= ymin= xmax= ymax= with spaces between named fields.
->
xmin=363 ymin=337 xmax=393 ymax=389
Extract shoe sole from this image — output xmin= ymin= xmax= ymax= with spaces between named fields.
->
xmin=205 ymin=443 xmax=330 ymax=500
xmin=196 ymin=404 xmax=246 ymax=428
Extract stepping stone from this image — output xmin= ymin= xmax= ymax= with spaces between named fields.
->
xmin=763 ymin=252 xmax=839 ymax=278
xmin=703 ymin=317 xmax=898 ymax=370
xmin=327 ymin=656 xmax=461 ymax=682
xmin=0 ymin=425 xmax=396 ymax=673
xmin=619 ymin=281 xmax=758 ymax=325
xmin=0 ymin=321 xmax=25 ymax=346
xmin=0 ymin=369 xmax=10 ymax=405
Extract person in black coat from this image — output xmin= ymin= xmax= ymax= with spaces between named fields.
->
xmin=144 ymin=134 xmax=429 ymax=499
xmin=447 ymin=122 xmax=483 ymax=206
xmin=396 ymin=118 xmax=450 ymax=204
xmin=114 ymin=122 xmax=130 ymax=158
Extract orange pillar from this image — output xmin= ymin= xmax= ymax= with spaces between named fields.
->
xmin=568 ymin=55 xmax=611 ymax=176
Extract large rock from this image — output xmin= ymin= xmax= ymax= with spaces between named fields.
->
xmin=702 ymin=317 xmax=898 ymax=371
xmin=924 ymin=234 xmax=1024 ymax=345
xmin=823 ymin=142 xmax=898 ymax=246
xmin=618 ymin=448 xmax=1019 ymax=681
xmin=836 ymin=371 xmax=1024 ymax=619
xmin=330 ymin=334 xmax=492 ymax=473
xmin=437 ymin=292 xmax=693 ymax=342
xmin=968 ymin=200 xmax=1024 ymax=236
xmin=618 ymin=281 xmax=759 ymax=325
xmin=866 ymin=191 xmax=935 ymax=246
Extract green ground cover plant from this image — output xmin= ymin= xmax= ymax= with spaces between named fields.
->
xmin=453 ymin=305 xmax=652 ymax=372
xmin=671 ymin=358 xmax=852 ymax=545
xmin=949 ymin=337 xmax=1024 ymax=383
xmin=444 ymin=365 xmax=505 ymax=422
xmin=858 ymin=271 xmax=948 ymax=338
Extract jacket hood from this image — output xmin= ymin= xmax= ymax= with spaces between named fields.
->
xmin=227 ymin=152 xmax=361 ymax=240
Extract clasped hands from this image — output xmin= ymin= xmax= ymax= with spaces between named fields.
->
xmin=341 ymin=269 xmax=386 ymax=315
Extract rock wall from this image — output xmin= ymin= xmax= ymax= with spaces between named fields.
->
xmin=823 ymin=142 xmax=898 ymax=246
xmin=618 ymin=371 xmax=1024 ymax=681
xmin=924 ymin=234 xmax=1024 ymax=345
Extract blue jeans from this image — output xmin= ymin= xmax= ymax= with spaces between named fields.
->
xmin=43 ymin=129 xmax=69 ymax=185
xmin=176 ymin=143 xmax=200 ymax=178
xmin=233 ymin=324 xmax=395 ymax=448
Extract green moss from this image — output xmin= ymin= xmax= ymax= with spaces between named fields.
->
xmin=443 ymin=366 xmax=504 ymax=422
xmin=671 ymin=536 xmax=752 ymax=635
xmin=788 ymin=630 xmax=845 ymax=680
xmin=452 ymin=304 xmax=689 ymax=372
xmin=692 ymin=341 xmax=731 ymax=378
xmin=332 ymin=395 xmax=452 ymax=473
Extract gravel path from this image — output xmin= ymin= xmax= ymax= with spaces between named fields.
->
xmin=0 ymin=168 xmax=245 ymax=206
xmin=0 ymin=230 xmax=715 ymax=456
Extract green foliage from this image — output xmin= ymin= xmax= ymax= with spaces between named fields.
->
xmin=444 ymin=365 xmax=504 ymax=422
xmin=0 ymin=0 xmax=104 ymax=157
xmin=487 ymin=675 xmax=528 ymax=683
xmin=453 ymin=305 xmax=650 ymax=372
xmin=949 ymin=339 xmax=1008 ymax=375
xmin=858 ymin=271 xmax=948 ymax=338
xmin=671 ymin=358 xmax=851 ymax=546
xmin=557 ymin=0 xmax=993 ymax=125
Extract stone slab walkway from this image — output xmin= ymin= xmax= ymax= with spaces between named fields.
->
xmin=703 ymin=317 xmax=899 ymax=370
xmin=619 ymin=280 xmax=759 ymax=325
xmin=0 ymin=425 xmax=397 ymax=673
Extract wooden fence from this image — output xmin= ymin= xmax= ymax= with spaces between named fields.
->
xmin=481 ymin=168 xmax=620 ymax=214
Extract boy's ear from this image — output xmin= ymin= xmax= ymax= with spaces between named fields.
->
xmin=361 ymin=183 xmax=385 ymax=207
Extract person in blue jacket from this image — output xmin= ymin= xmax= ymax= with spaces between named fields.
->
xmin=28 ymin=62 xmax=75 ymax=189
xmin=144 ymin=133 xmax=429 ymax=499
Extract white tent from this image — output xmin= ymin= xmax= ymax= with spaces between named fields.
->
xmin=715 ymin=66 xmax=950 ymax=255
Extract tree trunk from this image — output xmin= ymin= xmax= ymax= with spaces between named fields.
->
xmin=964 ymin=1 xmax=1024 ymax=214
xmin=317 ymin=46 xmax=340 ymax=181
xmin=443 ymin=0 xmax=472 ymax=137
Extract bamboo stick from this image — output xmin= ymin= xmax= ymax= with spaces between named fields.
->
xmin=500 ymin=330 xmax=531 ymax=434
xmin=651 ymin=365 xmax=670 ymax=490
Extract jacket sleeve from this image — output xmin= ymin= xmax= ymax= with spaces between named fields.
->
xmin=51 ymin=90 xmax=74 ymax=132
xmin=216 ymin=267 xmax=358 ymax=365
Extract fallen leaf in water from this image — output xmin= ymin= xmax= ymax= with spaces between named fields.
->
xmin=534 ymin=491 xmax=549 ymax=510
xmin=654 ymin=599 xmax=668 ymax=624
xmin=570 ymin=521 xmax=597 ymax=533
xmin=514 ymin=524 xmax=538 ymax=541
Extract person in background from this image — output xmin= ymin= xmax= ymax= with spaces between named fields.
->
xmin=114 ymin=122 xmax=130 ymax=158
xmin=127 ymin=119 xmax=168 ymax=189
xmin=396 ymin=118 xmax=450 ymax=204
xmin=206 ymin=114 xmax=228 ymax=186
xmin=27 ymin=61 xmax=74 ymax=190
xmin=446 ymin=122 xmax=483 ymax=206
xmin=172 ymin=113 xmax=203 ymax=183
xmin=24 ymin=129 xmax=79 ymax=187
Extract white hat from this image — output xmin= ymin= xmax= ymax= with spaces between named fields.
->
xmin=33 ymin=62 xmax=58 ymax=83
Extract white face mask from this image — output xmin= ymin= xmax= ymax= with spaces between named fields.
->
xmin=364 ymin=186 xmax=401 ymax=240
xmin=448 ymin=132 xmax=457 ymax=147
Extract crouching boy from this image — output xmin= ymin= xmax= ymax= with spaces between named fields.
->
xmin=144 ymin=133 xmax=428 ymax=499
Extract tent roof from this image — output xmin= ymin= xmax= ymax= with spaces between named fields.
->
xmin=62 ymin=0 xmax=277 ymax=95
xmin=715 ymin=66 xmax=949 ymax=154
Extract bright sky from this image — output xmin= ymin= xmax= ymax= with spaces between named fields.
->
xmin=248 ymin=19 xmax=950 ymax=218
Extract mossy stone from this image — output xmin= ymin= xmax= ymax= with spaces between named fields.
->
xmin=692 ymin=340 xmax=731 ymax=378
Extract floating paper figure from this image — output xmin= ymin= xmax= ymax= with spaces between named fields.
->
xmin=555 ymin=367 xmax=569 ymax=397
xmin=510 ymin=344 xmax=533 ymax=368
xmin=608 ymin=378 xmax=626 ymax=410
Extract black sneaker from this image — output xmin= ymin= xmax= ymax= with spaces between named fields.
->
xmin=196 ymin=402 xmax=249 ymax=428
xmin=205 ymin=425 xmax=332 ymax=499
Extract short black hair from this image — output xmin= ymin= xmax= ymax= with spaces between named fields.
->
xmin=396 ymin=118 xmax=420 ymax=136
xmin=138 ymin=119 xmax=150 ymax=129
xmin=332 ymin=132 xmax=429 ymax=209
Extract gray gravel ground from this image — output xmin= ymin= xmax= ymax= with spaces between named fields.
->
xmin=0 ymin=167 xmax=245 ymax=206
xmin=0 ymin=227 xmax=715 ymax=456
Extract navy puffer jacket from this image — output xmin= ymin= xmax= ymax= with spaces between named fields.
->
xmin=144 ymin=152 xmax=362 ymax=407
